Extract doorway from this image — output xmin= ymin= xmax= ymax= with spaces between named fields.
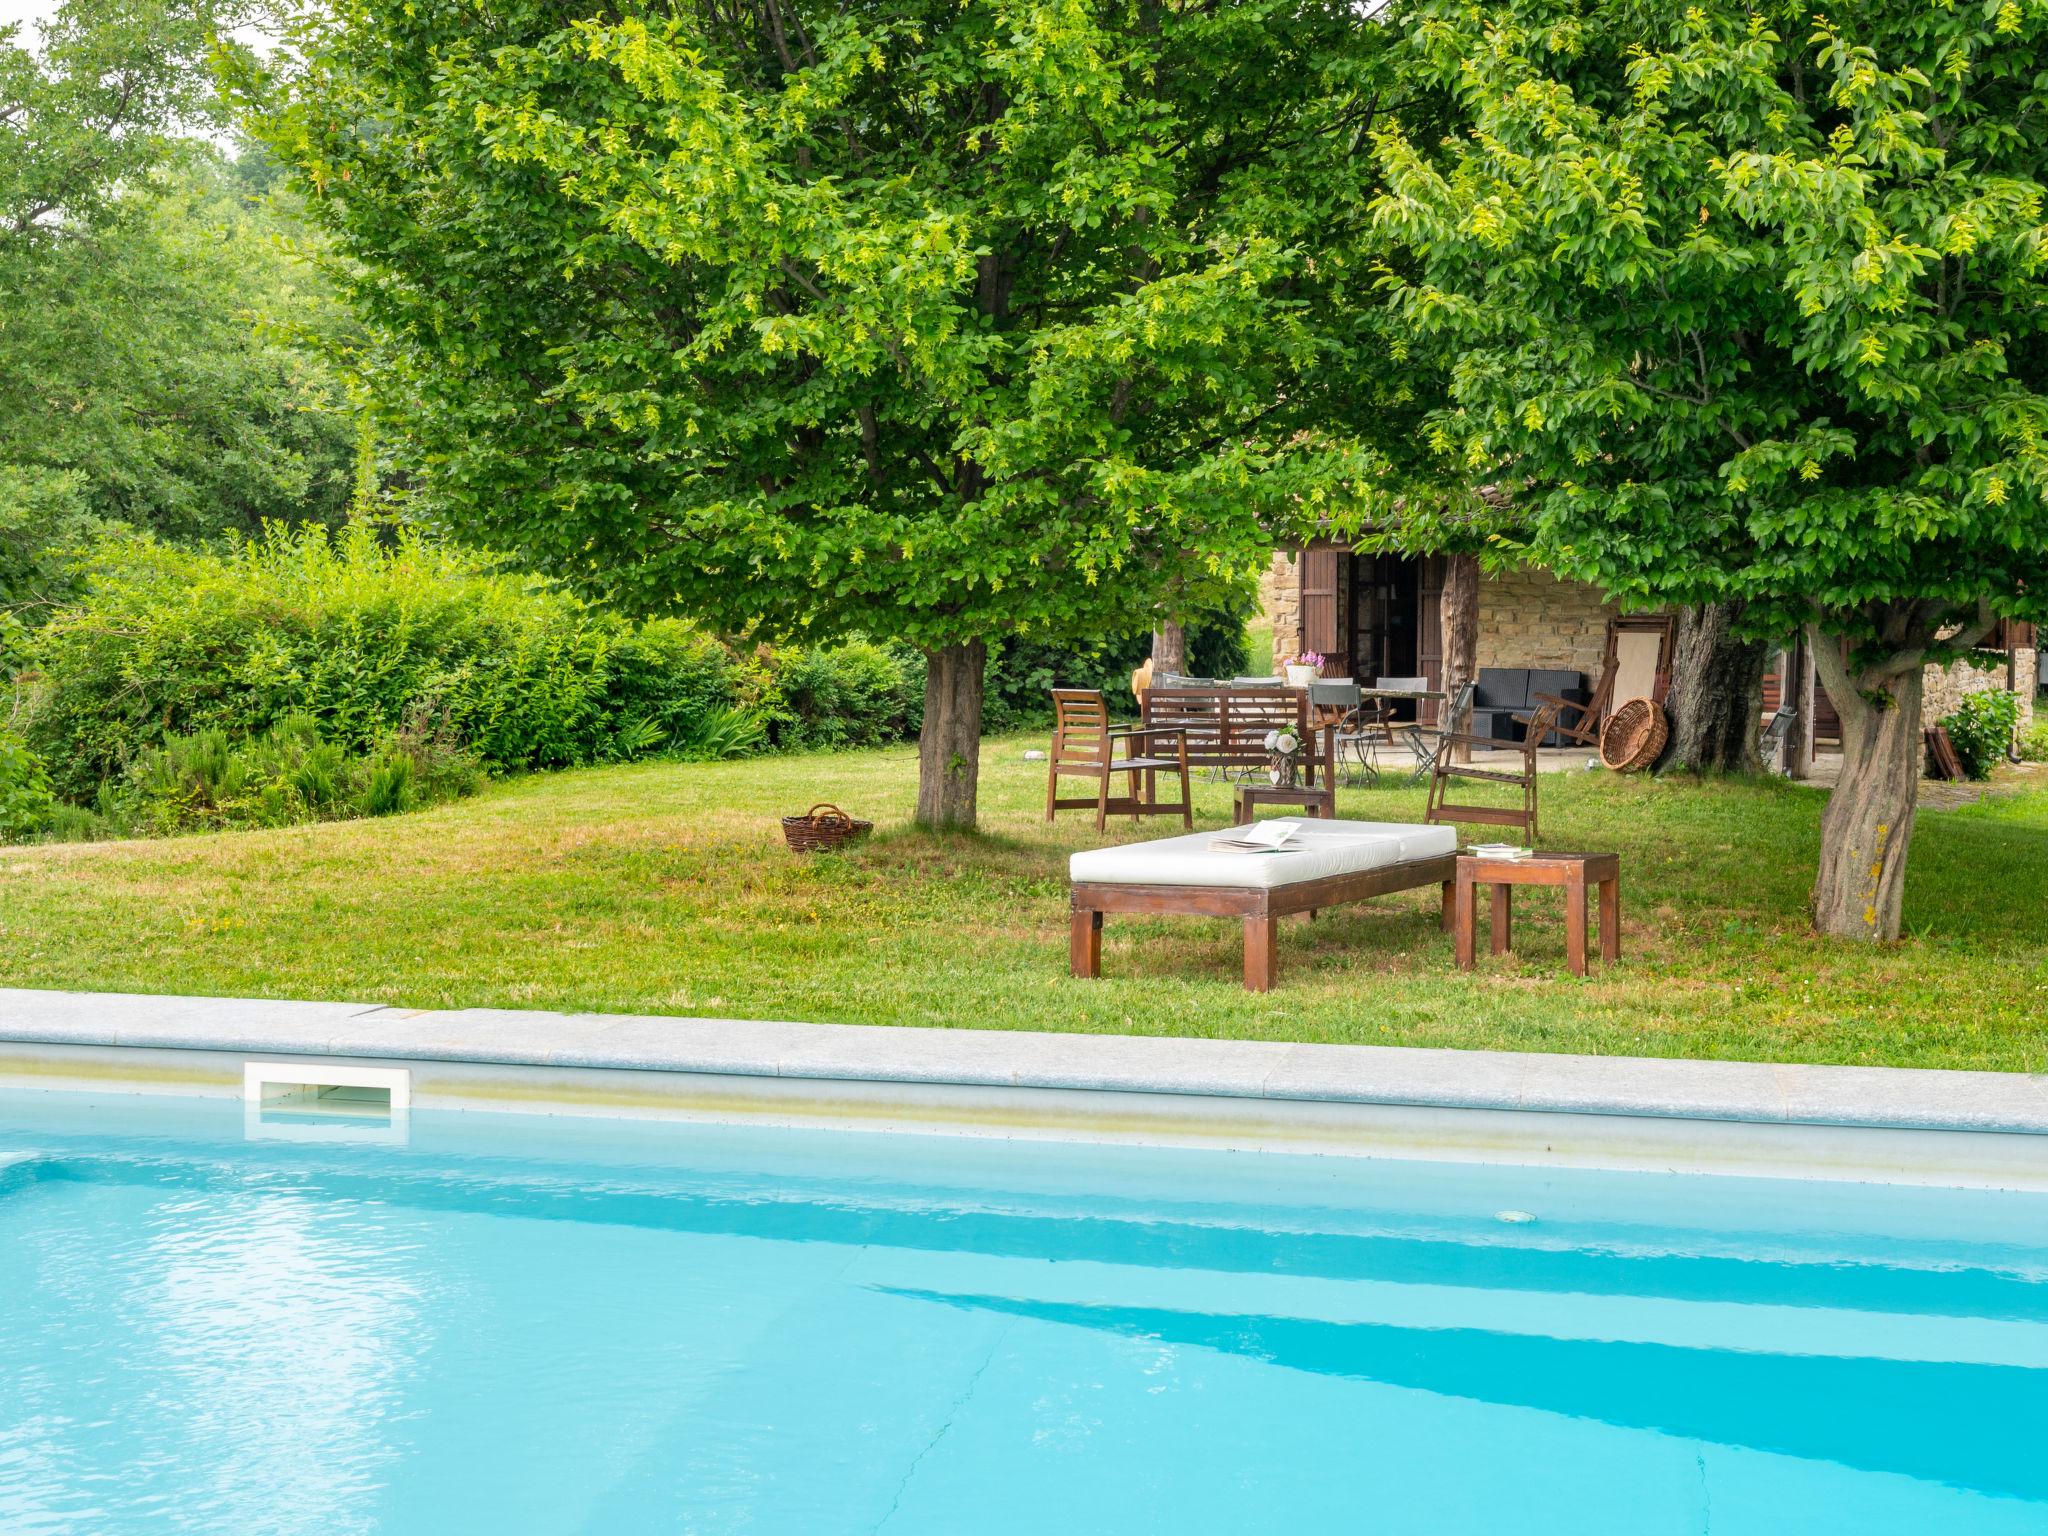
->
xmin=1349 ymin=553 xmax=1443 ymax=718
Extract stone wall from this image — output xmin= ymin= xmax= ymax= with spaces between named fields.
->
xmin=1251 ymin=548 xmax=2044 ymax=744
xmin=1255 ymin=552 xmax=1633 ymax=685
xmin=1261 ymin=550 xmax=1299 ymax=670
xmin=1922 ymin=648 xmax=2038 ymax=734
xmin=1474 ymin=567 xmax=1625 ymax=682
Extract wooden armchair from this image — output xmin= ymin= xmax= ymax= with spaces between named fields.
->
xmin=1539 ymin=615 xmax=1677 ymax=748
xmin=1043 ymin=688 xmax=1192 ymax=833
xmin=1424 ymin=701 xmax=1559 ymax=846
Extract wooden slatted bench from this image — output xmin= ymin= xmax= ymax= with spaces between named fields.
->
xmin=1139 ymin=686 xmax=1335 ymax=788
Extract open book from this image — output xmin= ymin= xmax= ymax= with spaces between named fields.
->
xmin=1209 ymin=818 xmax=1306 ymax=854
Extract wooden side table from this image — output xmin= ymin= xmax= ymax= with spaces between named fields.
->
xmin=1233 ymin=783 xmax=1337 ymax=824
xmin=1454 ymin=852 xmax=1620 ymax=976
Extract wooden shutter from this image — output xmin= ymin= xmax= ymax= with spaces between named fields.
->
xmin=1985 ymin=616 xmax=2036 ymax=650
xmin=1300 ymin=545 xmax=1344 ymax=675
xmin=1416 ymin=555 xmax=1446 ymax=724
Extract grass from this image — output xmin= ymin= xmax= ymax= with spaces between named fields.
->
xmin=3 ymin=737 xmax=2047 ymax=1071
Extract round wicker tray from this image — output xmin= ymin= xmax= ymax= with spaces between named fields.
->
xmin=781 ymin=803 xmax=873 ymax=853
xmin=1600 ymin=698 xmax=1669 ymax=773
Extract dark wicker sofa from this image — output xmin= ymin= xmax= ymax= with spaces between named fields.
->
xmin=1467 ymin=668 xmax=1589 ymax=746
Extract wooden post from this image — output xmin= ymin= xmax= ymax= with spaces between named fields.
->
xmin=1489 ymin=884 xmax=1512 ymax=955
xmin=1791 ymin=634 xmax=1815 ymax=781
xmin=1440 ymin=552 xmax=1480 ymax=763
xmin=1599 ymin=875 xmax=1621 ymax=963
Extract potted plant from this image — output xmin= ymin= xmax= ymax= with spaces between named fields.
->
xmin=1282 ymin=651 xmax=1323 ymax=688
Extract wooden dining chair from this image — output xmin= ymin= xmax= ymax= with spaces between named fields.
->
xmin=1043 ymin=689 xmax=1192 ymax=832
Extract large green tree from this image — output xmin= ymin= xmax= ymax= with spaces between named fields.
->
xmin=1372 ymin=0 xmax=2048 ymax=938
xmin=2 ymin=2 xmax=354 ymax=659
xmin=0 ymin=150 xmax=358 ymax=544
xmin=249 ymin=0 xmax=1428 ymax=825
xmin=0 ymin=0 xmax=225 ymax=245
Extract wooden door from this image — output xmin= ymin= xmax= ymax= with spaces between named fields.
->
xmin=1807 ymin=635 xmax=1844 ymax=751
xmin=1417 ymin=555 xmax=1445 ymax=724
xmin=1299 ymin=544 xmax=1348 ymax=678
xmin=1350 ymin=552 xmax=1383 ymax=681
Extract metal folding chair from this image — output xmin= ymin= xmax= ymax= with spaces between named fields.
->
xmin=1399 ymin=680 xmax=1476 ymax=783
xmin=1309 ymin=681 xmax=1379 ymax=786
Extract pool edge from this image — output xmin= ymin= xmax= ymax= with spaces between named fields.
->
xmin=3 ymin=987 xmax=2047 ymax=1187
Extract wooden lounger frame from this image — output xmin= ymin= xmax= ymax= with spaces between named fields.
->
xmin=1070 ymin=852 xmax=1459 ymax=993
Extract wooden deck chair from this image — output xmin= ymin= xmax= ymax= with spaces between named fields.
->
xmin=1536 ymin=616 xmax=1676 ymax=748
xmin=1043 ymin=689 xmax=1192 ymax=833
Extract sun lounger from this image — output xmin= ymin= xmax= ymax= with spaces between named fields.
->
xmin=1068 ymin=818 xmax=1459 ymax=991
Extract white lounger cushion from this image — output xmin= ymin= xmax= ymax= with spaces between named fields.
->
xmin=1069 ymin=819 xmax=1457 ymax=891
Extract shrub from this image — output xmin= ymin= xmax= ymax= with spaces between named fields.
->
xmin=765 ymin=638 xmax=922 ymax=749
xmin=16 ymin=525 xmax=742 ymax=798
xmin=108 ymin=712 xmax=485 ymax=837
xmin=358 ymin=750 xmax=415 ymax=817
xmin=982 ymin=609 xmax=1252 ymax=730
xmin=676 ymin=706 xmax=769 ymax=760
xmin=592 ymin=618 xmax=747 ymax=760
xmin=2022 ymin=718 xmax=2048 ymax=764
xmin=38 ymin=803 xmax=108 ymax=843
xmin=1939 ymin=689 xmax=2022 ymax=780
xmin=0 ymin=729 xmax=55 ymax=840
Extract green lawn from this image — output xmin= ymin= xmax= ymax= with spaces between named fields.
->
xmin=4 ymin=737 xmax=2047 ymax=1071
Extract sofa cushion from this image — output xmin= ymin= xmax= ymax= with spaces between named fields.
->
xmin=1526 ymin=668 xmax=1587 ymax=702
xmin=1070 ymin=818 xmax=1457 ymax=890
xmin=1473 ymin=668 xmax=1531 ymax=710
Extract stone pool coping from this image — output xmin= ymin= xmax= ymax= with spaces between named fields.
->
xmin=3 ymin=987 xmax=2046 ymax=1137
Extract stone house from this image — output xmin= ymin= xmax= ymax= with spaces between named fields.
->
xmin=1260 ymin=543 xmax=2038 ymax=770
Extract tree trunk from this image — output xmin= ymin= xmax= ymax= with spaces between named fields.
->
xmin=1440 ymin=553 xmax=1479 ymax=762
xmin=1809 ymin=635 xmax=1922 ymax=941
xmin=915 ymin=640 xmax=987 ymax=831
xmin=1659 ymin=601 xmax=1767 ymax=774
xmin=1150 ymin=620 xmax=1187 ymax=676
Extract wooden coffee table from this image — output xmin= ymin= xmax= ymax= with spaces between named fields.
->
xmin=1454 ymin=851 xmax=1620 ymax=976
xmin=1233 ymin=783 xmax=1336 ymax=824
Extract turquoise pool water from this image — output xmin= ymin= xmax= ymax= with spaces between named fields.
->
xmin=2 ymin=1088 xmax=2045 ymax=1534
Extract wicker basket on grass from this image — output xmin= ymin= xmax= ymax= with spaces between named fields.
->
xmin=1599 ymin=698 xmax=1669 ymax=773
xmin=781 ymin=803 xmax=873 ymax=853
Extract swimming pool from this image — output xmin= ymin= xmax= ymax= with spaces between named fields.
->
xmin=3 ymin=1085 xmax=2044 ymax=1534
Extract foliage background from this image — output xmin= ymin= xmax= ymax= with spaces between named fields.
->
xmin=8 ymin=522 xmax=1229 ymax=838
xmin=3 ymin=1 xmax=359 ymax=656
xmin=15 ymin=526 xmax=748 ymax=801
xmin=1939 ymin=689 xmax=2021 ymax=781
